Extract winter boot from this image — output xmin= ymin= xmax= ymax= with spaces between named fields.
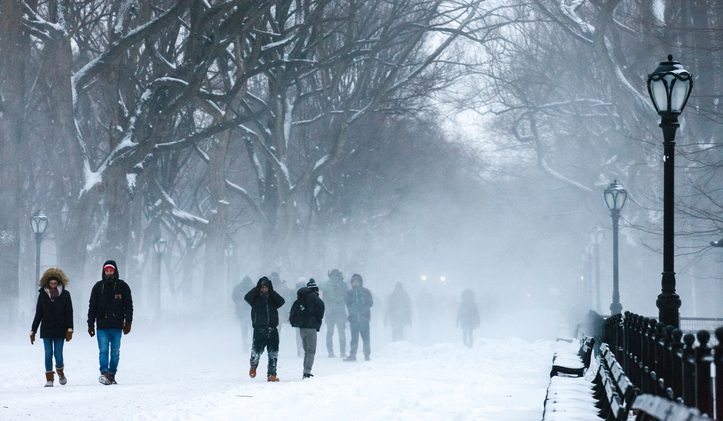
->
xmin=98 ymin=373 xmax=112 ymax=385
xmin=108 ymin=373 xmax=117 ymax=385
xmin=267 ymin=374 xmax=280 ymax=382
xmin=248 ymin=366 xmax=257 ymax=378
xmin=343 ymin=355 xmax=356 ymax=362
xmin=302 ymin=373 xmax=314 ymax=379
xmin=44 ymin=371 xmax=54 ymax=387
xmin=57 ymin=368 xmax=67 ymax=385
xmin=364 ymin=355 xmax=371 ymax=361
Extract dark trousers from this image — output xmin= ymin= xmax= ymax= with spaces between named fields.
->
xmin=348 ymin=321 xmax=370 ymax=358
xmin=250 ymin=327 xmax=279 ymax=376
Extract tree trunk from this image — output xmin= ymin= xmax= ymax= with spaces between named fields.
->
xmin=0 ymin=0 xmax=25 ymax=319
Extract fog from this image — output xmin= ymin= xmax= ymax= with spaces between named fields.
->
xmin=2 ymin=0 xmax=722 ymax=360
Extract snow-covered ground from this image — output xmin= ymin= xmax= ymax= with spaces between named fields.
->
xmin=1 ymin=321 xmax=554 ymax=421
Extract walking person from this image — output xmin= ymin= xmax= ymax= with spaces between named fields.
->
xmin=457 ymin=288 xmax=480 ymax=348
xmin=289 ymin=279 xmax=325 ymax=379
xmin=384 ymin=282 xmax=412 ymax=341
xmin=344 ymin=274 xmax=373 ymax=362
xmin=87 ymin=260 xmax=134 ymax=385
xmin=232 ymin=276 xmax=254 ymax=348
xmin=245 ymin=276 xmax=285 ymax=382
xmin=30 ymin=268 xmax=74 ymax=387
xmin=320 ymin=269 xmax=348 ymax=358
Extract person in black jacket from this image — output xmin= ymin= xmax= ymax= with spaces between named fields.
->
xmin=344 ymin=273 xmax=373 ymax=362
xmin=245 ymin=276 xmax=285 ymax=382
xmin=30 ymin=267 xmax=74 ymax=387
xmin=293 ymin=279 xmax=325 ymax=379
xmin=87 ymin=260 xmax=133 ymax=385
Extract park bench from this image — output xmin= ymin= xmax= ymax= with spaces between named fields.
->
xmin=598 ymin=342 xmax=637 ymax=421
xmin=543 ymin=336 xmax=603 ymax=420
xmin=631 ymin=394 xmax=709 ymax=421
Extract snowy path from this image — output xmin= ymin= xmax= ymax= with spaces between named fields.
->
xmin=1 ymin=324 xmax=553 ymax=421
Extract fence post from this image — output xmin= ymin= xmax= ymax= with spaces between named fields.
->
xmin=681 ymin=333 xmax=696 ymax=407
xmin=669 ymin=328 xmax=683 ymax=402
xmin=695 ymin=330 xmax=713 ymax=417
xmin=715 ymin=327 xmax=722 ymax=421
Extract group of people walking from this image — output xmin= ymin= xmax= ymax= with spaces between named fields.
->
xmin=234 ymin=270 xmax=375 ymax=381
xmin=30 ymin=260 xmax=134 ymax=387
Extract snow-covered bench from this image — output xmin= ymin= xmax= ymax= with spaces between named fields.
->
xmin=542 ymin=336 xmax=602 ymax=420
xmin=598 ymin=342 xmax=635 ymax=421
xmin=631 ymin=394 xmax=709 ymax=421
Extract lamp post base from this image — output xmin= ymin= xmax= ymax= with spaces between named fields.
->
xmin=656 ymin=271 xmax=681 ymax=328
xmin=609 ymin=302 xmax=623 ymax=316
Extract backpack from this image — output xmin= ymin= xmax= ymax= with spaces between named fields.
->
xmin=289 ymin=299 xmax=308 ymax=327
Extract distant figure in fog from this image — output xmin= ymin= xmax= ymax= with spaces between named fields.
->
xmin=245 ymin=276 xmax=285 ymax=382
xmin=232 ymin=276 xmax=254 ymax=347
xmin=31 ymin=268 xmax=74 ymax=387
xmin=384 ymin=282 xmax=412 ymax=341
xmin=344 ymin=273 xmax=373 ymax=361
xmin=457 ymin=289 xmax=480 ymax=348
xmin=321 ymin=269 xmax=348 ymax=358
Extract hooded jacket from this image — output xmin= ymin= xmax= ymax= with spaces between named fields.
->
xmin=345 ymin=274 xmax=373 ymax=324
xmin=87 ymin=260 xmax=133 ymax=330
xmin=31 ymin=268 xmax=74 ymax=338
xmin=294 ymin=287 xmax=325 ymax=331
xmin=244 ymin=277 xmax=285 ymax=328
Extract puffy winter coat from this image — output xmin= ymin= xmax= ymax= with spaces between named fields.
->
xmin=31 ymin=268 xmax=74 ymax=339
xmin=321 ymin=278 xmax=348 ymax=318
xmin=245 ymin=277 xmax=285 ymax=328
xmin=294 ymin=287 xmax=325 ymax=331
xmin=87 ymin=260 xmax=134 ymax=330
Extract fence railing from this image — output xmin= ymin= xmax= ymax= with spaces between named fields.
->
xmin=602 ymin=311 xmax=722 ymax=420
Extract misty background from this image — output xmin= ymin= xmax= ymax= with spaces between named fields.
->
xmin=1 ymin=0 xmax=721 ymax=338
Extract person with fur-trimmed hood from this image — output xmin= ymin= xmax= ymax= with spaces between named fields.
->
xmin=343 ymin=273 xmax=373 ymax=362
xmin=87 ymin=260 xmax=133 ymax=385
xmin=245 ymin=276 xmax=285 ymax=382
xmin=31 ymin=268 xmax=74 ymax=387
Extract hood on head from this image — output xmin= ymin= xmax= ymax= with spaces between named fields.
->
xmin=39 ymin=268 xmax=69 ymax=288
xmin=297 ymin=286 xmax=312 ymax=299
xmin=350 ymin=273 xmax=363 ymax=286
xmin=102 ymin=260 xmax=119 ymax=281
xmin=257 ymin=276 xmax=272 ymax=290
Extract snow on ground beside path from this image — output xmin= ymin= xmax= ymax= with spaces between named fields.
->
xmin=0 ymin=324 xmax=553 ymax=421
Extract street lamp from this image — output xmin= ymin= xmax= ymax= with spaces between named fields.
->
xmin=604 ymin=180 xmax=627 ymax=315
xmin=153 ymin=238 xmax=167 ymax=313
xmin=647 ymin=55 xmax=693 ymax=328
xmin=590 ymin=227 xmax=604 ymax=313
xmin=30 ymin=211 xmax=48 ymax=281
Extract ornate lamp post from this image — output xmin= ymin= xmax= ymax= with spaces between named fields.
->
xmin=224 ymin=241 xmax=235 ymax=296
xmin=647 ymin=55 xmax=693 ymax=328
xmin=153 ymin=238 xmax=167 ymax=312
xmin=30 ymin=211 xmax=48 ymax=281
xmin=604 ymin=180 xmax=627 ymax=315
xmin=591 ymin=227 xmax=604 ymax=313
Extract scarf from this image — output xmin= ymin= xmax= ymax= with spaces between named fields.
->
xmin=45 ymin=285 xmax=63 ymax=301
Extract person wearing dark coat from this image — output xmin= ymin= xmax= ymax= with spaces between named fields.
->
xmin=457 ymin=289 xmax=480 ymax=348
xmin=31 ymin=267 xmax=74 ymax=387
xmin=87 ymin=260 xmax=133 ymax=385
xmin=343 ymin=273 xmax=373 ymax=361
xmin=294 ymin=279 xmax=325 ymax=379
xmin=245 ymin=276 xmax=285 ymax=382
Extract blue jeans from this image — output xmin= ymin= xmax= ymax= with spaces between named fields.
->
xmin=43 ymin=338 xmax=64 ymax=372
xmin=97 ymin=328 xmax=122 ymax=374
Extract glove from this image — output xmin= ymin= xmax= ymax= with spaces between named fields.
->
xmin=88 ymin=325 xmax=95 ymax=337
xmin=30 ymin=331 xmax=35 ymax=345
xmin=65 ymin=329 xmax=73 ymax=342
xmin=123 ymin=322 xmax=131 ymax=335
